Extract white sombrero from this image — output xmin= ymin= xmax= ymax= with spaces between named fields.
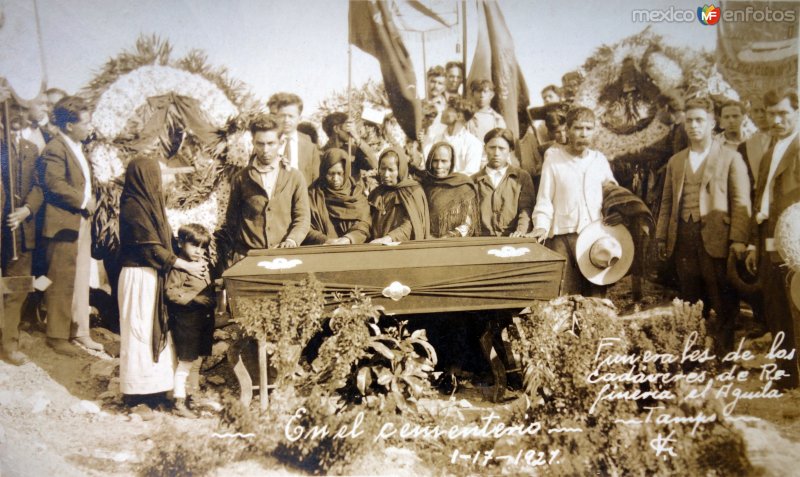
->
xmin=576 ymin=221 xmax=634 ymax=285
xmin=791 ymin=272 xmax=800 ymax=310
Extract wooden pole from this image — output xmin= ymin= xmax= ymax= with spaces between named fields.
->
xmin=347 ymin=42 xmax=353 ymax=159
xmin=421 ymin=31 xmax=427 ymax=92
xmin=461 ymin=0 xmax=468 ymax=98
xmin=258 ymin=338 xmax=269 ymax=411
xmin=2 ymin=99 xmax=19 ymax=261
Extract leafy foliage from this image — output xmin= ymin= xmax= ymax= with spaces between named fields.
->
xmin=509 ymin=296 xmax=752 ymax=476
xmin=355 ymin=320 xmax=438 ymax=414
xmin=233 ymin=276 xmax=325 ymax=386
xmin=309 ymin=290 xmax=438 ymax=414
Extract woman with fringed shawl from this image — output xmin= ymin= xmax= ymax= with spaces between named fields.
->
xmin=421 ymin=142 xmax=479 ymax=238
xmin=117 ymin=158 xmax=204 ymax=412
xmin=368 ymin=147 xmax=430 ymax=244
xmin=305 ymin=148 xmax=371 ymax=245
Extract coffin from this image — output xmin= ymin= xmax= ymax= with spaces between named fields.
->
xmin=222 ymin=237 xmax=565 ymax=316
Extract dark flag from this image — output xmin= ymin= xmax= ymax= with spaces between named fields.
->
xmin=467 ymin=0 xmax=530 ymax=138
xmin=349 ymin=0 xmax=422 ymax=141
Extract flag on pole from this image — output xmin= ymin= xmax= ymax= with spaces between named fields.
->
xmin=0 ymin=0 xmax=47 ymax=101
xmin=467 ymin=0 xmax=530 ymax=138
xmin=350 ymin=0 xmax=422 ymax=141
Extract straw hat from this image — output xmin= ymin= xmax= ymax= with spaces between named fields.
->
xmin=576 ymin=221 xmax=634 ymax=285
xmin=791 ymin=272 xmax=800 ymax=310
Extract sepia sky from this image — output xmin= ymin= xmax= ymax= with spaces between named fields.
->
xmin=6 ymin=0 xmax=735 ymax=113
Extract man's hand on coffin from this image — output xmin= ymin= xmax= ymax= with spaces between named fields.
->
xmin=370 ymin=236 xmax=394 ymax=245
xmin=509 ymin=230 xmax=526 ymax=238
xmin=527 ymin=228 xmax=548 ymax=244
xmin=325 ymin=237 xmax=351 ymax=245
xmin=277 ymin=238 xmax=298 ymax=248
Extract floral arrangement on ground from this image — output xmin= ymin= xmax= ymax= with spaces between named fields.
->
xmin=573 ymin=26 xmax=746 ymax=160
xmin=82 ymin=35 xmax=262 ymax=262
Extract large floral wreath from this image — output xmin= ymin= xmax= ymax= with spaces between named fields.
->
xmin=84 ymin=36 xmax=260 ymax=259
xmin=572 ymin=27 xmax=743 ymax=160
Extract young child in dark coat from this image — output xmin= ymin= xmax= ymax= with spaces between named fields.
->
xmin=165 ymin=223 xmax=215 ymax=417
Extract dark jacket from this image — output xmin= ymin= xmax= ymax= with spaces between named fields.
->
xmin=752 ymin=134 xmax=800 ymax=263
xmin=225 ymin=164 xmax=310 ymax=255
xmin=40 ymin=134 xmax=94 ymax=241
xmin=2 ymin=137 xmax=44 ymax=251
xmin=297 ymin=132 xmax=321 ymax=186
xmin=471 ymin=166 xmax=535 ymax=236
xmin=656 ymin=140 xmax=751 ymax=259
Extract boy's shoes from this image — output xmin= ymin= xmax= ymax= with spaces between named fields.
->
xmin=174 ymin=398 xmax=197 ymax=419
xmin=46 ymin=338 xmax=78 ymax=356
xmin=72 ymin=336 xmax=104 ymax=352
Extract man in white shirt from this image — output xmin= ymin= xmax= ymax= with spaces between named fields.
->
xmin=656 ymin=97 xmax=751 ymax=354
xmin=530 ymin=107 xmax=619 ymax=297
xmin=20 ymin=94 xmax=52 ymax=152
xmin=40 ymin=96 xmax=104 ymax=355
xmin=467 ymin=79 xmax=506 ymax=147
xmin=716 ymin=100 xmax=746 ymax=150
xmin=738 ymin=96 xmax=772 ymax=187
xmin=423 ymin=66 xmax=448 ymax=150
xmin=444 ymin=61 xmax=463 ymax=100
xmin=745 ymin=88 xmax=800 ymax=389
xmin=268 ymin=92 xmax=320 ymax=186
xmin=429 ymin=97 xmax=483 ymax=175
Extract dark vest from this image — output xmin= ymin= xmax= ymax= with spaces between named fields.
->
xmin=680 ymin=156 xmax=707 ymax=222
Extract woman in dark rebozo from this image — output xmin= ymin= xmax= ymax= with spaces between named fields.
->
xmin=117 ymin=158 xmax=204 ymax=417
xmin=368 ymin=147 xmax=430 ymax=244
xmin=305 ymin=148 xmax=371 ymax=245
xmin=421 ymin=141 xmax=479 ymax=238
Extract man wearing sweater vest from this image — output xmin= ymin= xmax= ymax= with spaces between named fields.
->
xmin=656 ymin=97 xmax=751 ymax=354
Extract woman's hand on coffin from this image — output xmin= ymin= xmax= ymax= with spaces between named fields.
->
xmin=277 ymin=239 xmax=298 ymax=248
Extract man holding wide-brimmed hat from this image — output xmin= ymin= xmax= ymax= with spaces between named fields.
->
xmin=530 ymin=107 xmax=622 ymax=297
xmin=656 ymin=96 xmax=751 ymax=354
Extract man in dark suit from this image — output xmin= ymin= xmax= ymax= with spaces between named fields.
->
xmin=40 ymin=96 xmax=103 ymax=355
xmin=656 ymin=97 xmax=751 ymax=353
xmin=1 ymin=107 xmax=44 ymax=365
xmin=20 ymin=94 xmax=53 ymax=152
xmin=268 ymin=92 xmax=320 ymax=186
xmin=746 ymin=88 xmax=800 ymax=389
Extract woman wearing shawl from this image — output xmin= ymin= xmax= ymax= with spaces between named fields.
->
xmin=421 ymin=142 xmax=479 ymax=238
xmin=305 ymin=149 xmax=371 ymax=245
xmin=369 ymin=147 xmax=430 ymax=244
xmin=117 ymin=158 xmax=204 ymax=413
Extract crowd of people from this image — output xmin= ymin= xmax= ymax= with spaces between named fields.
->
xmin=1 ymin=62 xmax=798 ymax=417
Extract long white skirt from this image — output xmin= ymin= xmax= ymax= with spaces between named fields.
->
xmin=118 ymin=267 xmax=176 ymax=395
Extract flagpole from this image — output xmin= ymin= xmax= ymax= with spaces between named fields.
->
xmin=33 ymin=0 xmax=48 ymax=91
xmin=421 ymin=31 xmax=427 ymax=87
xmin=461 ymin=0 xmax=468 ymax=98
xmin=347 ymin=38 xmax=353 ymax=159
xmin=2 ymin=99 xmax=19 ymax=261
